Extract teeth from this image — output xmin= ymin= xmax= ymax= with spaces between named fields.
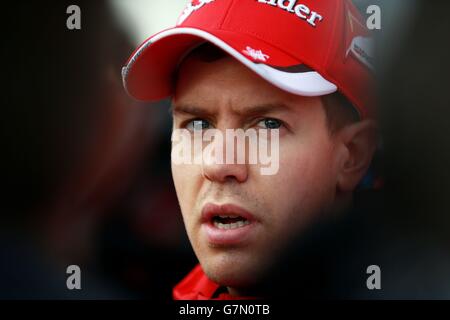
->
xmin=218 ymin=215 xmax=239 ymax=218
xmin=213 ymin=220 xmax=250 ymax=230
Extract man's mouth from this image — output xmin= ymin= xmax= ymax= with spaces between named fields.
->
xmin=212 ymin=215 xmax=251 ymax=230
xmin=201 ymin=202 xmax=256 ymax=226
xmin=201 ymin=203 xmax=258 ymax=246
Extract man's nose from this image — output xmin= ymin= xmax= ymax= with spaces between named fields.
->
xmin=201 ymin=136 xmax=248 ymax=183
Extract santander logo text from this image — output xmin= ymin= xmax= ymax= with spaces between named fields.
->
xmin=177 ymin=0 xmax=216 ymax=25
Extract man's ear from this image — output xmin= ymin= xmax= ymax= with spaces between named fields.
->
xmin=336 ymin=119 xmax=378 ymax=192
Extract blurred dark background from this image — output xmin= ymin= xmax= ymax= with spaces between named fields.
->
xmin=1 ymin=1 xmax=196 ymax=299
xmin=1 ymin=0 xmax=450 ymax=299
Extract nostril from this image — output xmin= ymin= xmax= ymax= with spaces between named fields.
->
xmin=202 ymin=163 xmax=249 ymax=183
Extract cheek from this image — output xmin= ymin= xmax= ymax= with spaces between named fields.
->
xmin=264 ymin=137 xmax=337 ymax=229
xmin=171 ymin=163 xmax=202 ymax=221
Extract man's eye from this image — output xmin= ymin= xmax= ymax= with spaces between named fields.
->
xmin=257 ymin=118 xmax=282 ymax=130
xmin=186 ymin=119 xmax=211 ymax=131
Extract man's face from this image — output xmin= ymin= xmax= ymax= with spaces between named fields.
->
xmin=171 ymin=55 xmax=343 ymax=290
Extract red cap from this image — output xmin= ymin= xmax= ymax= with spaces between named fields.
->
xmin=122 ymin=0 xmax=375 ymax=118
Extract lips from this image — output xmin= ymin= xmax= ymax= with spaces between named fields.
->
xmin=201 ymin=203 xmax=256 ymax=223
xmin=201 ymin=203 xmax=258 ymax=246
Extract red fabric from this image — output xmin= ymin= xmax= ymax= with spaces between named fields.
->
xmin=173 ymin=264 xmax=256 ymax=300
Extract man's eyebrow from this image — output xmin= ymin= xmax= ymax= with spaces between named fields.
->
xmin=171 ymin=104 xmax=214 ymax=117
xmin=171 ymin=102 xmax=293 ymax=117
xmin=234 ymin=103 xmax=294 ymax=116
xmin=171 ymin=104 xmax=213 ymax=117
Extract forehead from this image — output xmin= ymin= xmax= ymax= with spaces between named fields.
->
xmin=173 ymin=53 xmax=320 ymax=115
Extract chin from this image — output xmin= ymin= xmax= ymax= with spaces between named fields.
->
xmin=201 ymin=252 xmax=267 ymax=288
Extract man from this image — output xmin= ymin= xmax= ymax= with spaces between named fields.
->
xmin=122 ymin=0 xmax=376 ymax=299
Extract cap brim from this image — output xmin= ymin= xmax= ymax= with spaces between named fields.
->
xmin=122 ymin=27 xmax=337 ymax=101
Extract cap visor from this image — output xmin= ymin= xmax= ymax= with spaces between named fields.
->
xmin=123 ymin=27 xmax=337 ymax=101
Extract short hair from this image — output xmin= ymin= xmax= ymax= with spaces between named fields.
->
xmin=322 ymin=92 xmax=360 ymax=134
xmin=178 ymin=42 xmax=360 ymax=133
